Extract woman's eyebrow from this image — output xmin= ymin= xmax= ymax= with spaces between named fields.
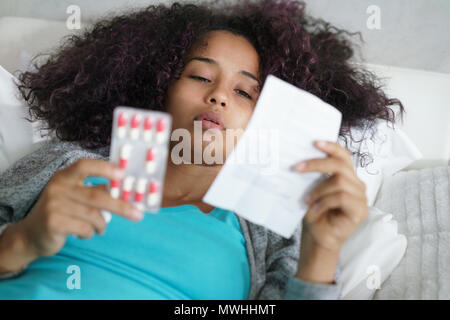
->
xmin=187 ymin=56 xmax=260 ymax=85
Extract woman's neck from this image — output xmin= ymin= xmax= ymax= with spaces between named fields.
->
xmin=161 ymin=158 xmax=222 ymax=208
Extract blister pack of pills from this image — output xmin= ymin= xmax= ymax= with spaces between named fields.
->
xmin=105 ymin=106 xmax=172 ymax=222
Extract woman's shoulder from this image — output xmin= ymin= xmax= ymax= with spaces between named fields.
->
xmin=0 ymin=137 xmax=109 ymax=195
xmin=1 ymin=137 xmax=109 ymax=180
xmin=0 ymin=138 xmax=109 ymax=223
xmin=35 ymin=137 xmax=109 ymax=165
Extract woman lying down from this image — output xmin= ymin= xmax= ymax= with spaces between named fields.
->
xmin=0 ymin=0 xmax=404 ymax=299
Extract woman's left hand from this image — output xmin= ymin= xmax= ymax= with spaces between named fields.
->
xmin=295 ymin=140 xmax=368 ymax=251
xmin=293 ymin=140 xmax=369 ymax=283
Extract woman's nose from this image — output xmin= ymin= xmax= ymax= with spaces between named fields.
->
xmin=209 ymin=97 xmax=226 ymax=107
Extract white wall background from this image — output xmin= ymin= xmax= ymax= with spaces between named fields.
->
xmin=0 ymin=0 xmax=449 ymax=74
xmin=0 ymin=0 xmax=448 ymax=165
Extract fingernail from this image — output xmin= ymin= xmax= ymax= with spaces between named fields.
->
xmin=304 ymin=194 xmax=312 ymax=204
xmin=317 ymin=140 xmax=328 ymax=148
xmin=113 ymin=169 xmax=126 ymax=179
xmin=313 ymin=202 xmax=321 ymax=212
xmin=130 ymin=208 xmax=144 ymax=220
xmin=295 ymin=162 xmax=306 ymax=171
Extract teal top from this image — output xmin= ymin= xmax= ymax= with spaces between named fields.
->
xmin=0 ymin=177 xmax=251 ymax=300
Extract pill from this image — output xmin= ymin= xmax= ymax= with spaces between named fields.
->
xmin=110 ymin=179 xmax=120 ymax=199
xmin=130 ymin=114 xmax=141 ymax=140
xmin=145 ymin=148 xmax=157 ymax=174
xmin=134 ymin=178 xmax=147 ymax=203
xmin=147 ymin=180 xmax=160 ymax=207
xmin=117 ymin=112 xmax=128 ymax=139
xmin=156 ymin=118 xmax=167 ymax=144
xmin=143 ymin=116 xmax=154 ymax=142
xmin=119 ymin=143 xmax=133 ymax=169
xmin=122 ymin=176 xmax=135 ymax=202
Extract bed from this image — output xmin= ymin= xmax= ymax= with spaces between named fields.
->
xmin=0 ymin=15 xmax=449 ymax=300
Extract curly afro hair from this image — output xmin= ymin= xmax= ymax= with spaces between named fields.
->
xmin=17 ymin=0 xmax=404 ymax=168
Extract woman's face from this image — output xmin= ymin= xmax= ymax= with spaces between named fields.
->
xmin=165 ymin=30 xmax=261 ymax=165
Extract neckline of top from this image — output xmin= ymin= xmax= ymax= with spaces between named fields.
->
xmin=160 ymin=204 xmax=220 ymax=215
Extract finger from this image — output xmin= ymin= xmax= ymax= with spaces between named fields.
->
xmin=305 ymin=174 xmax=366 ymax=206
xmin=60 ymin=200 xmax=107 ymax=236
xmin=64 ymin=184 xmax=144 ymax=221
xmin=309 ymin=191 xmax=366 ymax=225
xmin=64 ymin=159 xmax=125 ymax=186
xmin=91 ymin=184 xmax=108 ymax=191
xmin=57 ymin=215 xmax=97 ymax=239
xmin=83 ymin=184 xmax=112 ymax=224
xmin=295 ymin=157 xmax=356 ymax=182
xmin=314 ymin=140 xmax=353 ymax=163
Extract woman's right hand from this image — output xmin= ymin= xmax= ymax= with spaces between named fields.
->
xmin=17 ymin=159 xmax=144 ymax=258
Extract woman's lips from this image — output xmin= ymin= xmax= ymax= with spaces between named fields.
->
xmin=199 ymin=119 xmax=223 ymax=130
xmin=194 ymin=111 xmax=225 ymax=130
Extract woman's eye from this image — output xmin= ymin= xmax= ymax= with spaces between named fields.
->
xmin=237 ymin=90 xmax=252 ymax=100
xmin=190 ymin=75 xmax=210 ymax=82
xmin=190 ymin=75 xmax=252 ymax=99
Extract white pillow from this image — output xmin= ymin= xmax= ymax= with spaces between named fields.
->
xmin=339 ymin=206 xmax=407 ymax=300
xmin=336 ymin=122 xmax=417 ymax=299
xmin=363 ymin=63 xmax=450 ymax=163
xmin=0 ymin=16 xmax=75 ymax=75
xmin=0 ymin=64 xmax=51 ymax=173
xmin=338 ymin=120 xmax=423 ymax=206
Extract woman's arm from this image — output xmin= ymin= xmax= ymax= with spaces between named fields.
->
xmin=285 ymin=270 xmax=341 ymax=300
xmin=250 ymin=219 xmax=341 ymax=300
xmin=285 ymin=140 xmax=368 ymax=298
xmin=0 ymin=140 xmax=141 ymax=279
xmin=284 ymin=232 xmax=341 ymax=300
xmin=295 ymin=229 xmax=340 ymax=284
xmin=256 ymin=140 xmax=367 ymax=300
xmin=252 ymin=238 xmax=341 ymax=300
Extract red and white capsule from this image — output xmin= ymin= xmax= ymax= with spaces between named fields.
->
xmin=110 ymin=179 xmax=121 ymax=199
xmin=119 ymin=143 xmax=133 ymax=169
xmin=143 ymin=116 xmax=154 ymax=142
xmin=117 ymin=112 xmax=128 ymax=139
xmin=147 ymin=180 xmax=160 ymax=207
xmin=134 ymin=178 xmax=147 ymax=210
xmin=156 ymin=118 xmax=168 ymax=144
xmin=130 ymin=114 xmax=141 ymax=140
xmin=121 ymin=176 xmax=135 ymax=202
xmin=145 ymin=148 xmax=157 ymax=174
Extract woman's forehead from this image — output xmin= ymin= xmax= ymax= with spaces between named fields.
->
xmin=187 ymin=31 xmax=260 ymax=77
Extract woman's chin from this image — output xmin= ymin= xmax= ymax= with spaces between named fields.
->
xmin=192 ymin=144 xmax=228 ymax=166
